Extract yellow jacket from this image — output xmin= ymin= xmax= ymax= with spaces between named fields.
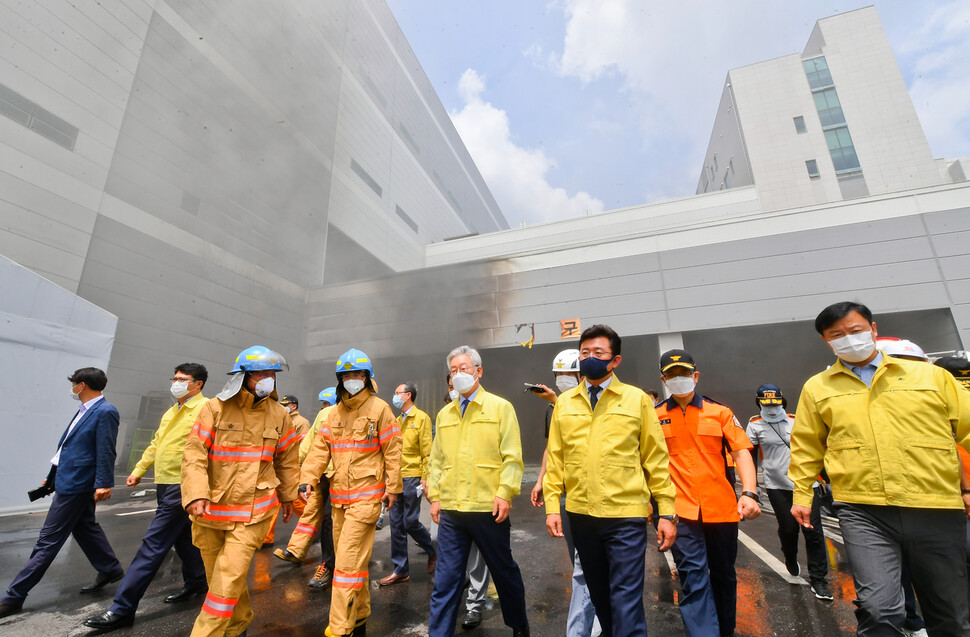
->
xmin=544 ymin=375 xmax=676 ymax=518
xmin=301 ymin=406 xmax=333 ymax=464
xmin=399 ymin=407 xmax=433 ymax=479
xmin=181 ymin=390 xmax=301 ymax=529
xmin=132 ymin=393 xmax=207 ymax=484
xmin=301 ymin=388 xmax=403 ymax=507
xmin=790 ymin=355 xmax=970 ymax=509
xmin=428 ymin=387 xmax=523 ymax=511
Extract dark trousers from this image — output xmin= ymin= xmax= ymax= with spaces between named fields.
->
xmin=428 ymin=511 xmax=527 ymax=636
xmin=766 ymin=488 xmax=828 ymax=583
xmin=835 ymin=503 xmax=970 ymax=637
xmin=319 ymin=477 xmax=335 ymax=566
xmin=670 ymin=518 xmax=739 ymax=637
xmin=389 ymin=477 xmax=435 ymax=575
xmin=2 ymin=491 xmax=122 ymax=604
xmin=109 ymin=483 xmax=206 ymax=616
xmin=567 ymin=512 xmax=648 ymax=637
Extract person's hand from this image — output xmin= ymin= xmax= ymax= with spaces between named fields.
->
xmin=430 ymin=501 xmax=441 ymax=524
xmin=383 ymin=492 xmax=398 ymax=510
xmin=186 ymin=498 xmax=210 ymax=517
xmin=530 ymin=482 xmax=544 ymax=507
xmin=94 ymin=487 xmax=112 ymax=502
xmin=546 ymin=513 xmax=564 ymax=537
xmin=657 ymin=517 xmax=677 ymax=550
xmin=962 ymin=493 xmax=970 ymax=519
xmin=493 ymin=496 xmax=511 ymax=523
xmin=126 ymin=474 xmax=141 ymax=487
xmin=281 ymin=500 xmax=295 ymax=523
xmin=298 ymin=483 xmax=312 ymax=503
xmin=739 ymin=494 xmax=761 ymax=520
xmin=791 ymin=504 xmax=813 ymax=528
xmin=533 ymin=384 xmax=557 ymax=404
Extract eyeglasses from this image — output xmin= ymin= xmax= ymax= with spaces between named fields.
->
xmin=171 ymin=377 xmax=196 ymax=383
xmin=579 ymin=349 xmax=611 ymax=358
xmin=449 ymin=367 xmax=476 ymax=376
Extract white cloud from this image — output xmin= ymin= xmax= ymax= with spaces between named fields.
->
xmin=450 ymin=69 xmax=604 ymax=225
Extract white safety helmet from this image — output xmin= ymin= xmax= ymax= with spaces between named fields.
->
xmin=876 ymin=337 xmax=927 ymax=361
xmin=552 ymin=349 xmax=581 ymax=373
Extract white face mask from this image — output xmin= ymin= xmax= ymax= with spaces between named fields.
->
xmin=343 ymin=378 xmax=365 ymax=396
xmin=555 ymin=375 xmax=579 ymax=393
xmin=664 ymin=376 xmax=696 ymax=396
xmin=70 ymin=385 xmax=81 ymax=401
xmin=827 ymin=330 xmax=876 ymax=363
xmin=253 ymin=376 xmax=275 ymax=398
xmin=170 ymin=381 xmax=191 ymax=399
xmin=448 ymin=389 xmax=459 ymax=401
xmin=760 ymin=405 xmax=787 ymax=421
xmin=451 ymin=371 xmax=477 ymax=394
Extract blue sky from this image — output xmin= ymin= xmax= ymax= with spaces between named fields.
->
xmin=386 ymin=1 xmax=970 ymax=227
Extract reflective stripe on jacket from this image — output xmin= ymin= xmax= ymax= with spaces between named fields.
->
xmin=790 ymin=354 xmax=970 ymax=509
xmin=181 ymin=390 xmax=300 ymax=528
xmin=428 ymin=387 xmax=523 ymax=512
xmin=300 ymin=388 xmax=402 ymax=507
xmin=544 ymin=375 xmax=676 ymax=518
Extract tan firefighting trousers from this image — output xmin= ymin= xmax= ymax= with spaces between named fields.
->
xmin=189 ymin=515 xmax=274 ymax=637
xmin=263 ymin=497 xmax=305 ymax=545
xmin=285 ymin=487 xmax=324 ymax=559
xmin=328 ymin=500 xmax=381 ymax=635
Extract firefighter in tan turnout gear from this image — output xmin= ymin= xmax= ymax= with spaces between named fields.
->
xmin=181 ymin=346 xmax=300 ymax=637
xmin=300 ymin=348 xmax=403 ymax=637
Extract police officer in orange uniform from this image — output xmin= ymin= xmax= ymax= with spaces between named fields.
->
xmin=654 ymin=349 xmax=760 ymax=637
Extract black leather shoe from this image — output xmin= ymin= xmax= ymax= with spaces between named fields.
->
xmin=83 ymin=610 xmax=134 ymax=631
xmin=461 ymin=609 xmax=482 ymax=629
xmin=164 ymin=584 xmax=207 ymax=603
xmin=512 ymin=625 xmax=530 ymax=637
xmin=80 ymin=570 xmax=124 ymax=594
xmin=0 ymin=601 xmax=22 ymax=618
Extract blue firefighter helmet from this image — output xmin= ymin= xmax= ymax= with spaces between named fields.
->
xmin=229 ymin=346 xmax=287 ymax=375
xmin=318 ymin=387 xmax=337 ymax=404
xmin=335 ymin=348 xmax=374 ymax=378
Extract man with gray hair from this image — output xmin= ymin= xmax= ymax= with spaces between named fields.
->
xmin=427 ymin=346 xmax=529 ymax=636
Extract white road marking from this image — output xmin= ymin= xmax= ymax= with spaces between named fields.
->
xmin=738 ymin=530 xmax=809 ymax=585
xmin=115 ymin=509 xmax=156 ymax=517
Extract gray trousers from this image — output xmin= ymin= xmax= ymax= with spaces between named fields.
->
xmin=465 ymin=544 xmax=491 ymax=612
xmin=836 ymin=503 xmax=970 ymax=637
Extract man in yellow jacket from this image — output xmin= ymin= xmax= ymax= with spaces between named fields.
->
xmin=378 ymin=382 xmax=436 ymax=585
xmin=790 ymin=301 xmax=970 ymax=636
xmin=83 ymin=363 xmax=209 ymax=632
xmin=300 ymin=349 xmax=402 ymax=637
xmin=181 ymin=346 xmax=300 ymax=637
xmin=428 ymin=345 xmax=529 ymax=637
xmin=544 ymin=325 xmax=677 ymax=636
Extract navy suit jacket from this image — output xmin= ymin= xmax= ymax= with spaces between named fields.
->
xmin=53 ymin=398 xmax=120 ymax=495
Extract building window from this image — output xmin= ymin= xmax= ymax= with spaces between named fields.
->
xmin=793 ymin=116 xmax=807 ymax=134
xmin=0 ymin=81 xmax=78 ymax=150
xmin=825 ymin=127 xmax=861 ymax=173
xmin=813 ymin=88 xmax=845 ymax=127
xmin=806 ymin=159 xmax=820 ymax=179
xmin=803 ymin=57 xmax=833 ymax=90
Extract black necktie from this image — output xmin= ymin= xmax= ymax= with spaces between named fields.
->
xmin=589 ymin=386 xmax=601 ymax=410
xmin=461 ymin=399 xmax=469 ymax=416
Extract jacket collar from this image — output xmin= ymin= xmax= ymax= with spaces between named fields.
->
xmin=341 ymin=387 xmax=372 ymax=411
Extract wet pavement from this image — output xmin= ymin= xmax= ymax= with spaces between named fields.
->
xmin=0 ymin=470 xmax=862 ymax=636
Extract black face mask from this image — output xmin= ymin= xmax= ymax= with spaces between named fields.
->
xmin=580 ymin=356 xmax=613 ymax=381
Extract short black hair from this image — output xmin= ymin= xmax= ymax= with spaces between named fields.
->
xmin=68 ymin=367 xmax=107 ymax=391
xmin=175 ymin=362 xmax=208 ymax=388
xmin=644 ymin=389 xmax=660 ymax=402
xmin=578 ymin=324 xmax=622 ymax=357
xmin=814 ymin=301 xmax=873 ymax=335
xmin=401 ymin=382 xmax=417 ymax=403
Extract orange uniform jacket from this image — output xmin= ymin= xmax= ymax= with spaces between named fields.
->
xmin=181 ymin=390 xmax=301 ymax=529
xmin=301 ymin=388 xmax=403 ymax=507
xmin=654 ymin=394 xmax=753 ymax=523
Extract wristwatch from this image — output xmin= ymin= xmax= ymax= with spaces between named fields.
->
xmin=659 ymin=514 xmax=679 ymax=524
xmin=740 ymin=490 xmax=761 ymax=504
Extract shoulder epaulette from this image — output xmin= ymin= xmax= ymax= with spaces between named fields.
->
xmin=748 ymin=415 xmax=763 ymax=422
